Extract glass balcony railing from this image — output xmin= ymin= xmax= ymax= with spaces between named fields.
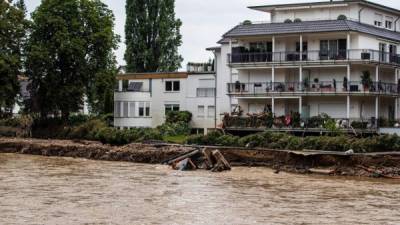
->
xmin=228 ymin=49 xmax=400 ymax=66
xmin=227 ymin=81 xmax=399 ymax=96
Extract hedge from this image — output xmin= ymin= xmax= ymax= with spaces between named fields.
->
xmin=186 ymin=131 xmax=400 ymax=153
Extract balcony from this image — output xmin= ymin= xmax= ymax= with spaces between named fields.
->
xmin=228 ymin=49 xmax=400 ymax=66
xmin=227 ymin=81 xmax=399 ymax=97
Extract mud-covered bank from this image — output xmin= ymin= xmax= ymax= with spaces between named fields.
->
xmin=1 ymin=137 xmax=400 ymax=178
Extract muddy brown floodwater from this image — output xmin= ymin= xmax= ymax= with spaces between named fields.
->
xmin=0 ymin=154 xmax=400 ymax=225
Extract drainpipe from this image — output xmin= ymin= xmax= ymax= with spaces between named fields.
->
xmin=358 ymin=7 xmax=365 ymax=23
xmin=213 ymin=52 xmax=218 ymax=130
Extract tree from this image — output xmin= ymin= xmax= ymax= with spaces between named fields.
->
xmin=125 ymin=0 xmax=183 ymax=73
xmin=26 ymin=0 xmax=119 ymax=118
xmin=0 ymin=0 xmax=29 ymax=117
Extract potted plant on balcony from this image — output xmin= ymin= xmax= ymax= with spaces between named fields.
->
xmin=312 ymin=78 xmax=319 ymax=90
xmin=361 ymin=71 xmax=373 ymax=91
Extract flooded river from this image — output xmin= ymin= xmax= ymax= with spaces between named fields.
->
xmin=0 ymin=154 xmax=399 ymax=225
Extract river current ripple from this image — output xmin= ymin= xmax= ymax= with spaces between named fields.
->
xmin=0 ymin=153 xmax=399 ymax=225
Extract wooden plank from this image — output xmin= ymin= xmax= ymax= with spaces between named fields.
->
xmin=166 ymin=150 xmax=200 ymax=165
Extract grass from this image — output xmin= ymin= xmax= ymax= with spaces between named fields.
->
xmin=163 ymin=135 xmax=188 ymax=144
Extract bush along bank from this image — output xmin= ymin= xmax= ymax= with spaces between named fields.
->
xmin=3 ymin=112 xmax=400 ymax=152
xmin=186 ymin=131 xmax=400 ymax=153
xmin=0 ymin=111 xmax=193 ymax=146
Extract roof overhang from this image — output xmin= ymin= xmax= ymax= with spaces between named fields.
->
xmin=248 ymin=1 xmax=352 ymax=13
xmin=248 ymin=0 xmax=400 ymax=15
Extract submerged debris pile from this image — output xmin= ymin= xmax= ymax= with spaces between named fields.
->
xmin=165 ymin=148 xmax=231 ymax=172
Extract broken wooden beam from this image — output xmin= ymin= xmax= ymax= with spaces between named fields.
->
xmin=165 ymin=149 xmax=200 ymax=165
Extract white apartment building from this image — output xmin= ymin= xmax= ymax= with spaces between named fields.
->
xmin=116 ymin=0 xmax=400 ymax=133
xmin=114 ymin=63 xmax=216 ymax=133
xmin=209 ymin=0 xmax=400 ymax=133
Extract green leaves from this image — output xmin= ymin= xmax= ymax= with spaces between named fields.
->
xmin=26 ymin=0 xmax=119 ymax=117
xmin=125 ymin=0 xmax=183 ymax=73
xmin=0 ymin=0 xmax=28 ymax=117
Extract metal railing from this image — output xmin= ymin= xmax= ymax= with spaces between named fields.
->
xmin=228 ymin=49 xmax=400 ymax=66
xmin=227 ymin=81 xmax=399 ymax=96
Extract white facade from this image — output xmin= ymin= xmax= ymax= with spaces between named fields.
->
xmin=114 ymin=70 xmax=217 ymax=133
xmin=214 ymin=0 xmax=400 ymax=130
xmin=116 ymin=1 xmax=400 ymax=132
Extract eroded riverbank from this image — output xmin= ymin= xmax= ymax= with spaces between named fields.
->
xmin=1 ymin=137 xmax=400 ymax=178
xmin=0 ymin=153 xmax=399 ymax=225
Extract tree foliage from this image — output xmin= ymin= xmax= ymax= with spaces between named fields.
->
xmin=0 ymin=0 xmax=29 ymax=117
xmin=26 ymin=0 xmax=119 ymax=118
xmin=125 ymin=0 xmax=183 ymax=73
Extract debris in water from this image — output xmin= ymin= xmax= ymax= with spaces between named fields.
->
xmin=166 ymin=148 xmax=231 ymax=173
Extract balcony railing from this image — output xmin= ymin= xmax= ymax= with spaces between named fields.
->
xmin=227 ymin=81 xmax=399 ymax=96
xmin=228 ymin=49 xmax=400 ymax=65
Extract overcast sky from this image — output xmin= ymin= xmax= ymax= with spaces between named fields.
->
xmin=25 ymin=0 xmax=398 ymax=69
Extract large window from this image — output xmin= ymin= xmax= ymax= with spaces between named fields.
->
xmin=197 ymin=78 xmax=215 ymax=97
xmin=198 ymin=105 xmax=205 ymax=118
xmin=197 ymin=88 xmax=215 ymax=97
xmin=114 ymin=101 xmax=150 ymax=118
xmin=249 ymin=42 xmax=272 ymax=52
xmin=165 ymin=81 xmax=180 ymax=92
xmin=207 ymin=106 xmax=215 ymax=118
xmin=320 ymin=39 xmax=347 ymax=60
xmin=165 ymin=104 xmax=180 ymax=115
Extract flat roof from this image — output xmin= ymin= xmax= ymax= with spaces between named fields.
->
xmin=116 ymin=72 xmax=215 ymax=80
xmin=249 ymin=0 xmax=400 ymax=15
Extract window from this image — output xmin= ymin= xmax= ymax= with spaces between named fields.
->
xmin=296 ymin=42 xmax=308 ymax=52
xmin=165 ymin=81 xmax=180 ymax=92
xmin=198 ymin=105 xmax=205 ymax=117
xmin=197 ymin=78 xmax=215 ymax=97
xmin=114 ymin=101 xmax=121 ymax=117
xmin=386 ymin=16 xmax=394 ymax=29
xmin=129 ymin=102 xmax=135 ymax=117
xmin=165 ymin=104 xmax=180 ymax=115
xmin=138 ymin=102 xmax=145 ymax=117
xmin=123 ymin=102 xmax=129 ymax=117
xmin=145 ymin=103 xmax=150 ymax=117
xmin=319 ymin=39 xmax=347 ymax=60
xmin=197 ymin=88 xmax=215 ymax=97
xmin=374 ymin=13 xmax=383 ymax=27
xmin=207 ymin=106 xmax=215 ymax=118
xmin=249 ymin=42 xmax=272 ymax=52
xmin=386 ymin=21 xmax=393 ymax=29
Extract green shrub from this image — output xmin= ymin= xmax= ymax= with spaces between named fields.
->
xmin=157 ymin=121 xmax=190 ymax=136
xmin=216 ymin=135 xmax=240 ymax=146
xmin=186 ymin=131 xmax=223 ymax=146
xmin=165 ymin=111 xmax=192 ymax=124
xmin=68 ymin=119 xmax=107 ymax=140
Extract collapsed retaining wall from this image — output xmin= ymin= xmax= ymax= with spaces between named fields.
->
xmin=1 ymin=138 xmax=400 ymax=178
